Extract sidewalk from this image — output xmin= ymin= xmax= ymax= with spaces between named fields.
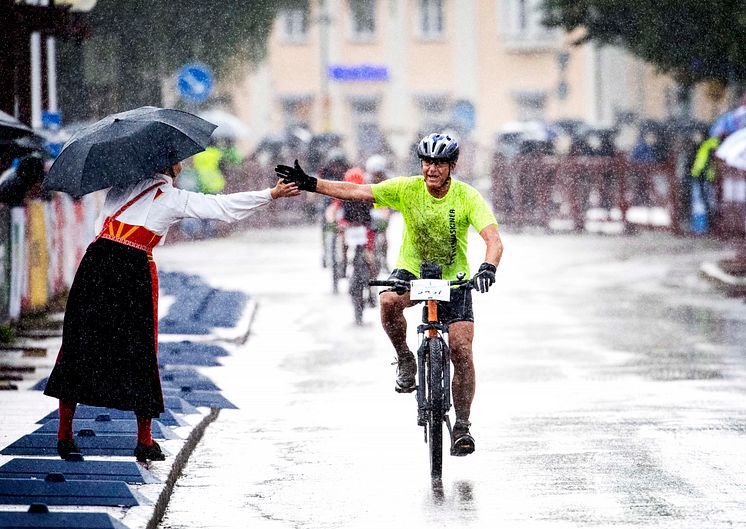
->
xmin=0 ymin=271 xmax=257 ymax=529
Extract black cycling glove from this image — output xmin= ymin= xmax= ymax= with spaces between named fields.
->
xmin=473 ymin=262 xmax=496 ymax=293
xmin=274 ymin=159 xmax=318 ymax=192
xmin=392 ymin=281 xmax=409 ymax=296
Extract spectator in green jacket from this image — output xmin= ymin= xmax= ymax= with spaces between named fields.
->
xmin=690 ymin=136 xmax=722 ymax=231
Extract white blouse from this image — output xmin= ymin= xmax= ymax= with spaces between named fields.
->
xmin=96 ymin=174 xmax=273 ymax=236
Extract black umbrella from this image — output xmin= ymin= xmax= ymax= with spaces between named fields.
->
xmin=0 ymin=110 xmax=35 ymax=141
xmin=43 ymin=106 xmax=217 ymax=197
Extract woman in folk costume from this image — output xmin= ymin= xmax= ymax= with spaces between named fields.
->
xmin=44 ymin=161 xmax=299 ymax=461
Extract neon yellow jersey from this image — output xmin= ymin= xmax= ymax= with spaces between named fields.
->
xmin=192 ymin=147 xmax=225 ymax=194
xmin=371 ymin=176 xmax=498 ymax=280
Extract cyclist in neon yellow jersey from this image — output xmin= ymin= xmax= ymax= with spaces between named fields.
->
xmin=276 ymin=133 xmax=503 ymax=456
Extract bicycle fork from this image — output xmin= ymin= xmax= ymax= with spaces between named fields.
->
xmin=415 ymin=301 xmax=453 ymax=440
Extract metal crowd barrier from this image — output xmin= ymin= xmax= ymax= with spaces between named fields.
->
xmin=491 ymin=154 xmax=682 ymax=234
xmin=714 ymin=161 xmax=746 ymax=238
xmin=0 ymin=192 xmax=104 ymax=324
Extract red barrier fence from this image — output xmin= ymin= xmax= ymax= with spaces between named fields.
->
xmin=716 ymin=163 xmax=746 ymax=238
xmin=491 ymin=154 xmax=681 ymax=234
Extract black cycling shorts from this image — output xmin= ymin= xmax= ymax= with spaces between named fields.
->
xmin=384 ymin=268 xmax=474 ymax=324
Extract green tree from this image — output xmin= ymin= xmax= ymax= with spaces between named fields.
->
xmin=58 ymin=0 xmax=301 ymax=120
xmin=542 ymin=0 xmax=746 ymax=87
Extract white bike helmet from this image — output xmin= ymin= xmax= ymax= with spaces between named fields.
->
xmin=365 ymin=154 xmax=387 ymax=174
xmin=417 ymin=133 xmax=460 ymax=162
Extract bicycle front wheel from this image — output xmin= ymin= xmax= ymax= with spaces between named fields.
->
xmin=427 ymin=337 xmax=446 ymax=479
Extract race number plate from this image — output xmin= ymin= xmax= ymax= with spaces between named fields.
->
xmin=345 ymin=225 xmax=368 ymax=247
xmin=409 ymin=279 xmax=451 ymax=301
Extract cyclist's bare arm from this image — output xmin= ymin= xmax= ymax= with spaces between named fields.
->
xmin=480 ymin=224 xmax=503 ymax=267
xmin=316 ymin=180 xmax=375 ymax=202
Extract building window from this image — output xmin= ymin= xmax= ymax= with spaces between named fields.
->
xmin=500 ymin=0 xmax=558 ymax=50
xmin=281 ymin=95 xmax=312 ymax=128
xmin=415 ymin=94 xmax=449 ymax=131
xmin=350 ymin=96 xmax=386 ymax=160
xmin=349 ymin=0 xmax=376 ymax=40
xmin=419 ymin=0 xmax=444 ymax=39
xmin=280 ymin=2 xmax=310 ymax=43
xmin=512 ymin=90 xmax=546 ymax=121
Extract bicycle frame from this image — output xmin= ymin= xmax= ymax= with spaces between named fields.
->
xmin=415 ymin=299 xmax=452 ymax=433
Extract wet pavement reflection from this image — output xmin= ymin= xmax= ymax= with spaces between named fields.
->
xmin=156 ymin=223 xmax=746 ymax=528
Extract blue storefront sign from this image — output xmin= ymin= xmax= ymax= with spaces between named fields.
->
xmin=328 ymin=64 xmax=388 ymax=82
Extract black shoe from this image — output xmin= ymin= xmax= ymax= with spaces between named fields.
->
xmin=394 ymin=352 xmax=417 ymax=393
xmin=134 ymin=441 xmax=166 ymax=462
xmin=451 ymin=420 xmax=475 ymax=456
xmin=57 ymin=439 xmax=82 ymax=460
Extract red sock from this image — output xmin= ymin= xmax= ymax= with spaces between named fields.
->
xmin=58 ymin=400 xmax=76 ymax=441
xmin=136 ymin=416 xmax=153 ymax=446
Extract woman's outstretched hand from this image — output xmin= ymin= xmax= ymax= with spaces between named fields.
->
xmin=270 ymin=179 xmax=301 ymax=199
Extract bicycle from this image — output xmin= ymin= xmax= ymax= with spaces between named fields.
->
xmin=370 ymin=211 xmax=390 ymax=274
xmin=322 ymin=219 xmax=347 ymax=294
xmin=370 ymin=263 xmax=474 ymax=479
xmin=345 ymin=224 xmax=371 ymax=325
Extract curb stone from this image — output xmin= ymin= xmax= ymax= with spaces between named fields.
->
xmin=700 ymin=261 xmax=746 ymax=296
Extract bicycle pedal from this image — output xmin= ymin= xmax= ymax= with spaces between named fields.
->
xmin=450 ymin=434 xmax=475 ymax=457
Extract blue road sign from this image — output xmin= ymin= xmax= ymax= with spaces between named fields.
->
xmin=177 ymin=63 xmax=213 ymax=103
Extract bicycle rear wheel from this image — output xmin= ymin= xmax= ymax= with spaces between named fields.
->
xmin=330 ymin=231 xmax=345 ymax=293
xmin=427 ymin=337 xmax=446 ymax=479
xmin=349 ymin=246 xmax=370 ymax=325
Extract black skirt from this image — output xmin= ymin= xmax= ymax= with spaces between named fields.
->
xmin=44 ymin=237 xmax=164 ymax=417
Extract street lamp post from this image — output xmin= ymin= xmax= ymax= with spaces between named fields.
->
xmin=0 ymin=0 xmax=95 ymax=125
xmin=41 ymin=1 xmax=97 ymax=127
xmin=318 ymin=0 xmax=331 ymax=132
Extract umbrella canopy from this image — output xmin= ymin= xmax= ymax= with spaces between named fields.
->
xmin=197 ymin=109 xmax=250 ymax=140
xmin=0 ymin=110 xmax=35 ymax=141
xmin=44 ymin=106 xmax=216 ymax=197
xmin=715 ymin=127 xmax=746 ymax=170
xmin=709 ymin=106 xmax=746 ymax=138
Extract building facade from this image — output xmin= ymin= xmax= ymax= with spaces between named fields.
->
xmin=231 ymin=0 xmax=718 ymax=172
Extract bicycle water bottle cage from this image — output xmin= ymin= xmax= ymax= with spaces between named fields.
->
xmin=420 ymin=262 xmax=442 ymax=279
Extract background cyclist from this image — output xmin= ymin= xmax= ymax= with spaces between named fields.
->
xmin=276 ymin=133 xmax=503 ymax=457
xmin=365 ymin=154 xmax=392 ymax=273
xmin=325 ymin=167 xmax=379 ymax=300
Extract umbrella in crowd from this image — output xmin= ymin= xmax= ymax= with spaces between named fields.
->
xmin=709 ymin=105 xmax=746 ymax=138
xmin=0 ymin=110 xmax=35 ymax=141
xmin=715 ymin=127 xmax=746 ymax=170
xmin=198 ymin=109 xmax=250 ymax=140
xmin=44 ymin=106 xmax=216 ymax=197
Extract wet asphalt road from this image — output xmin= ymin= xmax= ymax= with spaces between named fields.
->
xmin=154 ymin=217 xmax=746 ymax=529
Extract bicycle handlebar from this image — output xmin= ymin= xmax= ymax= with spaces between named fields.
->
xmin=369 ymin=278 xmax=474 ymax=290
